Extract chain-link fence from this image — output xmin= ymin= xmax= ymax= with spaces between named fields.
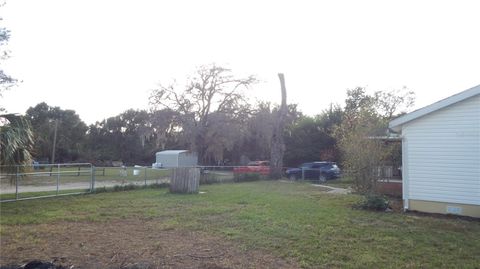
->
xmin=0 ymin=163 xmax=351 ymax=202
xmin=0 ymin=163 xmax=171 ymax=202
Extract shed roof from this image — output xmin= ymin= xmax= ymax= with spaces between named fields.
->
xmin=389 ymin=84 xmax=480 ymax=132
xmin=156 ymin=150 xmax=190 ymax=155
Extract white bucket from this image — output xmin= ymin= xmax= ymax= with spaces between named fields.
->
xmin=133 ymin=165 xmax=142 ymax=176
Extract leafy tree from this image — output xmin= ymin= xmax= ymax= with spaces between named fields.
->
xmin=85 ymin=109 xmax=184 ymax=165
xmin=147 ymin=108 xmax=182 ymax=151
xmin=26 ymin=103 xmax=88 ymax=163
xmin=284 ymin=104 xmax=343 ymax=166
xmin=239 ymin=102 xmax=275 ymax=162
xmin=335 ymin=87 xmax=414 ymax=194
xmin=227 ymin=102 xmax=301 ymax=165
xmin=150 ymin=64 xmax=257 ymax=164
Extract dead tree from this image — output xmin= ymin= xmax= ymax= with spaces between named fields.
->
xmin=269 ymin=73 xmax=288 ymax=179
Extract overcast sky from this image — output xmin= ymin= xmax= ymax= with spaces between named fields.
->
xmin=1 ymin=0 xmax=479 ymax=124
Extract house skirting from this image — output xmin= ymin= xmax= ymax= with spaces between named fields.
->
xmin=408 ymin=199 xmax=480 ymax=218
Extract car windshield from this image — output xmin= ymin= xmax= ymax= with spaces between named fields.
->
xmin=300 ymin=163 xmax=313 ymax=168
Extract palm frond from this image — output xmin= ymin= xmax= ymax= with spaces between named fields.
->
xmin=0 ymin=113 xmax=34 ymax=178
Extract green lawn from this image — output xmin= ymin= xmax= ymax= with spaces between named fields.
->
xmin=1 ymin=181 xmax=479 ymax=268
xmin=0 ymin=188 xmax=90 ymax=201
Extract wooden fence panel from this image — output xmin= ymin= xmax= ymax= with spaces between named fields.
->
xmin=170 ymin=167 xmax=200 ymax=194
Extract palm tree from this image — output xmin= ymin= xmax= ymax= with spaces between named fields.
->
xmin=0 ymin=113 xmax=34 ymax=183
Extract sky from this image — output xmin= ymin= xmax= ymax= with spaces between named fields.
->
xmin=1 ymin=0 xmax=479 ymax=124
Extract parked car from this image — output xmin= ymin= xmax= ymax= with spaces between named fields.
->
xmin=286 ymin=162 xmax=340 ymax=182
xmin=233 ymin=161 xmax=270 ymax=176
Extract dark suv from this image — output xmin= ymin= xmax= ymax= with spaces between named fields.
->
xmin=286 ymin=162 xmax=340 ymax=182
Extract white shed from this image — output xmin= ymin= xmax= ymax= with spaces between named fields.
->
xmin=153 ymin=150 xmax=198 ymax=168
xmin=389 ymin=85 xmax=480 ymax=218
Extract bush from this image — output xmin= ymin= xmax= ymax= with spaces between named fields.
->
xmin=148 ymin=182 xmax=169 ymax=189
xmin=95 ymin=186 xmax=108 ymax=193
xmin=358 ymin=194 xmax=389 ymax=211
xmin=200 ymin=173 xmax=221 ymax=185
xmin=95 ymin=182 xmax=169 ymax=193
xmin=233 ymin=173 xmax=262 ymax=182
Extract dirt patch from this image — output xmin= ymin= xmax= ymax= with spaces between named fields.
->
xmin=388 ymin=197 xmax=404 ymax=213
xmin=1 ymin=219 xmax=299 ymax=269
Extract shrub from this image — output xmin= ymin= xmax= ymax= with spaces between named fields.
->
xmin=123 ymin=183 xmax=137 ymax=191
xmin=358 ymin=194 xmax=389 ymax=211
xmin=95 ymin=186 xmax=108 ymax=193
xmin=96 ymin=182 xmax=169 ymax=193
xmin=233 ymin=173 xmax=262 ymax=182
xmin=148 ymin=182 xmax=169 ymax=189
xmin=200 ymin=173 xmax=221 ymax=185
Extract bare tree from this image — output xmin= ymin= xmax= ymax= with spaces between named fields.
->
xmin=376 ymin=87 xmax=415 ymax=119
xmin=269 ymin=73 xmax=288 ymax=179
xmin=150 ymin=64 xmax=257 ymax=164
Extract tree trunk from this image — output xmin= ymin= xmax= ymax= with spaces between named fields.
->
xmin=270 ymin=73 xmax=288 ymax=179
xmin=169 ymin=167 xmax=200 ymax=194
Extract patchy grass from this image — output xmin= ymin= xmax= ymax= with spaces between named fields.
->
xmin=1 ymin=181 xmax=479 ymax=268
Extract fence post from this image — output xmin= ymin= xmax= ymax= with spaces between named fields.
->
xmin=15 ymin=166 xmax=19 ymax=200
xmin=56 ymin=163 xmax=60 ymax=195
xmin=91 ymin=166 xmax=96 ymax=193
xmin=144 ymin=167 xmax=147 ymax=187
xmin=301 ymin=167 xmax=305 ymax=180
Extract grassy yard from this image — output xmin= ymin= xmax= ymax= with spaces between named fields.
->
xmin=1 ymin=181 xmax=479 ymax=268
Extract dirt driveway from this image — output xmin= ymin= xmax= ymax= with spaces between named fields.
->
xmin=1 ymin=219 xmax=299 ymax=269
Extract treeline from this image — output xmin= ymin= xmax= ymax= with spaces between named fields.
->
xmin=25 ymin=101 xmax=342 ymax=166
xmin=23 ymin=65 xmax=413 ymax=168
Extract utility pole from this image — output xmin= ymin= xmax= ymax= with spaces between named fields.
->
xmin=51 ymin=119 xmax=58 ymax=164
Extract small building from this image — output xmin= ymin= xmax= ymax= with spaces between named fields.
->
xmin=389 ymin=85 xmax=480 ymax=218
xmin=153 ymin=150 xmax=198 ymax=168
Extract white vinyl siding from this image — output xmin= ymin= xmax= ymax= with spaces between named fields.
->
xmin=402 ymin=94 xmax=480 ymax=205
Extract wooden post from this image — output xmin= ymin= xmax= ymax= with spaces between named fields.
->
xmin=169 ymin=167 xmax=200 ymax=194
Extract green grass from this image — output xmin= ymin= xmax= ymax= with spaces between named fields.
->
xmin=0 ymin=188 xmax=90 ymax=201
xmin=1 ymin=181 xmax=479 ymax=268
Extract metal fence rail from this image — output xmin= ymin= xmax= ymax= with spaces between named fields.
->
xmin=0 ymin=163 xmax=94 ymax=202
xmin=0 ymin=163 xmax=357 ymax=202
xmin=0 ymin=163 xmax=172 ymax=202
